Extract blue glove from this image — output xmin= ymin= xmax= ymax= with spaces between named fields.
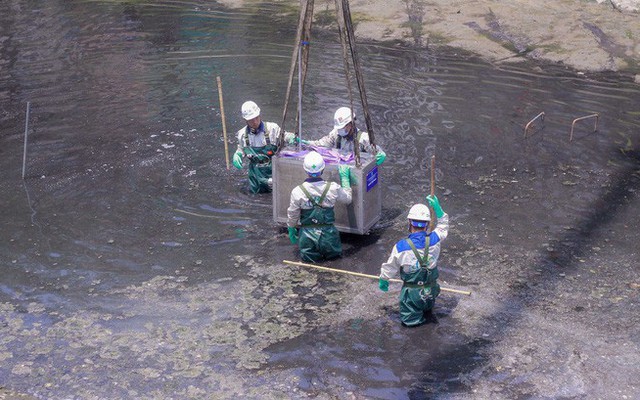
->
xmin=287 ymin=227 xmax=298 ymax=244
xmin=375 ymin=149 xmax=386 ymax=165
xmin=338 ymin=165 xmax=350 ymax=188
xmin=232 ymin=150 xmax=243 ymax=169
xmin=379 ymin=278 xmax=389 ymax=292
xmin=426 ymin=194 xmax=444 ymax=218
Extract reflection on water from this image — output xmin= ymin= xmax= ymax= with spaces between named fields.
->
xmin=1 ymin=0 xmax=639 ymax=398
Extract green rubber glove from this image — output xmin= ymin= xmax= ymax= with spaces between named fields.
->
xmin=338 ymin=165 xmax=350 ymax=188
xmin=287 ymin=227 xmax=298 ymax=244
xmin=426 ymin=194 xmax=444 ymax=218
xmin=288 ymin=134 xmax=308 ymax=145
xmin=232 ymin=150 xmax=243 ymax=169
xmin=375 ymin=149 xmax=386 ymax=165
xmin=379 ymin=278 xmax=389 ymax=292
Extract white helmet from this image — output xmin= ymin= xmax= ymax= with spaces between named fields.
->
xmin=333 ymin=107 xmax=354 ymax=129
xmin=303 ymin=151 xmax=325 ymax=174
xmin=407 ymin=204 xmax=430 ymax=227
xmin=241 ymin=101 xmax=261 ymax=120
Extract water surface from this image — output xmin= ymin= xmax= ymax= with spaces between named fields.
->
xmin=1 ymin=0 xmax=639 ymax=398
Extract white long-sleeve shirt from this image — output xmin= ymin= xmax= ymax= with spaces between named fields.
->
xmin=236 ymin=121 xmax=294 ymax=151
xmin=287 ymin=179 xmax=353 ymax=227
xmin=380 ymin=213 xmax=449 ymax=280
xmin=306 ymin=129 xmax=379 ymax=155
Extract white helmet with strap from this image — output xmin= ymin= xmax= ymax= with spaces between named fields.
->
xmin=333 ymin=107 xmax=354 ymax=129
xmin=408 ymin=204 xmax=430 ymax=227
xmin=303 ymin=151 xmax=325 ymax=175
xmin=241 ymin=101 xmax=261 ymax=120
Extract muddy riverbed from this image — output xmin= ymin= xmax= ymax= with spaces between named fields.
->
xmin=1 ymin=0 xmax=639 ymax=399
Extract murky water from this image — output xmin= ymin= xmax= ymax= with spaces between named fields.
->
xmin=1 ymin=0 xmax=639 ymax=398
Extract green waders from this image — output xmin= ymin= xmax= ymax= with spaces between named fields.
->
xmin=244 ymin=144 xmax=277 ymax=194
xmin=297 ymin=184 xmax=342 ymax=263
xmin=399 ymin=239 xmax=441 ymax=326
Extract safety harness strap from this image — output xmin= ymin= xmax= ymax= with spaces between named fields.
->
xmin=243 ymin=124 xmax=272 ymax=148
xmin=406 ymin=239 xmax=428 ymax=267
xmin=298 ymin=182 xmax=331 ymax=207
xmin=243 ymin=130 xmax=249 ymax=148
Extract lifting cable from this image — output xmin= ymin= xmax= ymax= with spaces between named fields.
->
xmin=336 ymin=0 xmax=377 ymax=166
xmin=334 ymin=0 xmax=359 ymax=165
xmin=278 ymin=0 xmax=376 ymax=168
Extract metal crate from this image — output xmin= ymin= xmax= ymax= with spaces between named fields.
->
xmin=272 ymin=149 xmax=382 ymax=234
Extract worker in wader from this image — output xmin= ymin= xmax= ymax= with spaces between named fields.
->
xmin=305 ymin=107 xmax=386 ymax=165
xmin=287 ymin=151 xmax=352 ymax=262
xmin=379 ymin=195 xmax=449 ymax=326
xmin=232 ymin=101 xmax=294 ymax=194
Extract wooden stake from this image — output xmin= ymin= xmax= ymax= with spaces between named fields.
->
xmin=283 ymin=260 xmax=471 ymax=295
xmin=216 ymin=76 xmax=230 ymax=170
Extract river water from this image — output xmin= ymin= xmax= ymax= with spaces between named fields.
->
xmin=1 ymin=1 xmax=639 ymax=399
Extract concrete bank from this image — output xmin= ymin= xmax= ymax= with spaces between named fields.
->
xmin=347 ymin=0 xmax=640 ymax=74
xmin=219 ymin=0 xmax=640 ymax=75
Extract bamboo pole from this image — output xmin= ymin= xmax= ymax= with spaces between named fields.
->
xmin=297 ymin=41 xmax=303 ymax=149
xmin=283 ymin=260 xmax=471 ymax=295
xmin=430 ymin=155 xmax=436 ymax=196
xmin=428 ymin=155 xmax=436 ymax=232
xmin=216 ymin=76 xmax=230 ymax=170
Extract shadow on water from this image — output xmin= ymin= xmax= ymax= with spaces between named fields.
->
xmin=408 ymin=148 xmax=640 ymax=397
